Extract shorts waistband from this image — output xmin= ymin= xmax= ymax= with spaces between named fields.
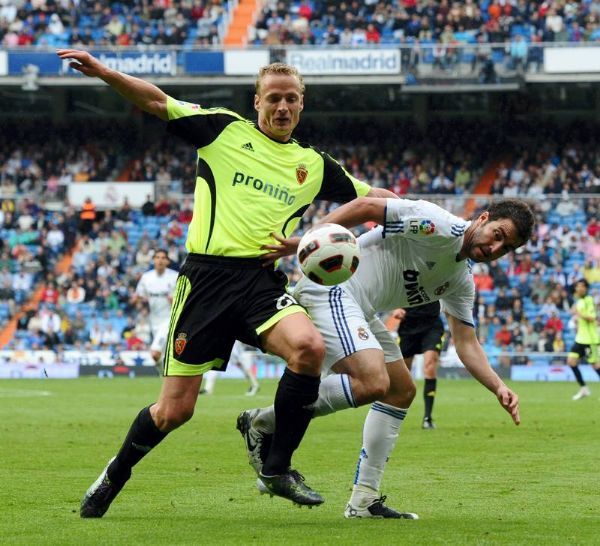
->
xmin=185 ymin=253 xmax=272 ymax=269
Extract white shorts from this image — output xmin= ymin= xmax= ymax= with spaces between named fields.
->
xmin=150 ymin=322 xmax=169 ymax=353
xmin=292 ymin=280 xmax=401 ymax=376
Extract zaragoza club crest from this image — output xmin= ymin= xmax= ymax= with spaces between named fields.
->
xmin=296 ymin=164 xmax=308 ymax=184
xmin=174 ymin=333 xmax=187 ymax=356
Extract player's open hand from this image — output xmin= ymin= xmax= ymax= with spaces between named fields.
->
xmin=260 ymin=233 xmax=300 ymax=265
xmin=496 ymin=384 xmax=520 ymax=425
xmin=56 ymin=49 xmax=106 ymax=78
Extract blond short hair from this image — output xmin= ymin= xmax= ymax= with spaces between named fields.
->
xmin=255 ymin=62 xmax=305 ymax=95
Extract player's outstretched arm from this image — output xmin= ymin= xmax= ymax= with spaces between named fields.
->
xmin=318 ymin=197 xmax=387 ymax=229
xmin=56 ymin=49 xmax=168 ymax=120
xmin=366 ymin=187 xmax=400 ymax=199
xmin=446 ymin=313 xmax=521 ymax=425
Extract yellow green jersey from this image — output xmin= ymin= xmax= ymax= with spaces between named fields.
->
xmin=166 ymin=97 xmax=371 ymax=257
xmin=575 ymin=295 xmax=599 ymax=345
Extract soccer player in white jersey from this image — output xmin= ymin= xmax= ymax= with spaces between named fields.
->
xmin=133 ymin=249 xmax=179 ymax=371
xmin=238 ymin=197 xmax=535 ymax=518
xmin=201 ymin=341 xmax=260 ymax=396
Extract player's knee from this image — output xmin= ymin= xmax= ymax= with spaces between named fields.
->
xmin=290 ymin=334 xmax=326 ymax=372
xmin=387 ymin=376 xmax=416 ymax=407
xmin=424 ymin=363 xmax=437 ymax=378
xmin=368 ymin=371 xmax=390 ymax=400
xmin=153 ymin=403 xmax=195 ymax=432
xmin=404 ymin=379 xmax=417 ymax=404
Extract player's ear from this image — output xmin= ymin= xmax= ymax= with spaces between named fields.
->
xmin=254 ymin=94 xmax=260 ymax=112
xmin=299 ymin=95 xmax=304 ymax=112
xmin=478 ymin=210 xmax=489 ymax=224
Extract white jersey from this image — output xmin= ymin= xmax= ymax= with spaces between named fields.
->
xmin=346 ymin=198 xmax=475 ymax=325
xmin=135 ymin=268 xmax=179 ymax=328
xmin=293 ymin=199 xmax=475 ymax=372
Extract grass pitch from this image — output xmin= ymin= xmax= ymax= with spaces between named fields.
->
xmin=1 ymin=377 xmax=598 ymax=545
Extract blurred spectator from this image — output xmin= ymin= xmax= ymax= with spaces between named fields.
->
xmin=79 ymin=197 xmax=97 ymax=234
xmin=142 ymin=194 xmax=156 ymax=216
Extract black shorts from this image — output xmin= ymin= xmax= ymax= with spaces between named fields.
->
xmin=569 ymin=342 xmax=599 ymax=364
xmin=398 ymin=318 xmax=445 ymax=358
xmin=163 ymin=254 xmax=304 ymax=376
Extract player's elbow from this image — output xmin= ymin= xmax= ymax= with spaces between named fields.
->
xmin=145 ymin=99 xmax=169 ymax=121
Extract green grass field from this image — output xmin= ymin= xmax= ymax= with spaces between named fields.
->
xmin=1 ymin=378 xmax=598 ymax=545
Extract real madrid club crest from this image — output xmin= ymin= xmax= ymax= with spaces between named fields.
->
xmin=296 ymin=163 xmax=308 ymax=184
xmin=357 ymin=327 xmax=369 ymax=340
xmin=175 ymin=332 xmax=188 ymax=356
xmin=434 ymin=282 xmax=450 ymax=296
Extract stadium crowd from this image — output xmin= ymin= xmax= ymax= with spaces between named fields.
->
xmin=2 ymin=0 xmax=600 ymax=54
xmin=0 ymin=0 xmax=226 ymax=48
xmin=1 ymin=118 xmax=599 ymax=363
xmin=250 ymin=0 xmax=600 ymax=62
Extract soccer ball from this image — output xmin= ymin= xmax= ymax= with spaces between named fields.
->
xmin=297 ymin=223 xmax=360 ymax=286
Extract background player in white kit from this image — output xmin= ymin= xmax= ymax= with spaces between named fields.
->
xmin=133 ymin=249 xmax=179 ymax=372
xmin=201 ymin=341 xmax=260 ymax=396
xmin=238 ymin=197 xmax=534 ymax=518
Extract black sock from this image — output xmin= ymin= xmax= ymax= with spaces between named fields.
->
xmin=107 ymin=405 xmax=168 ymax=484
xmin=424 ymin=378 xmax=437 ymax=420
xmin=595 ymin=367 xmax=600 ymax=379
xmin=262 ymin=368 xmax=320 ymax=476
xmin=570 ymin=366 xmax=586 ymax=387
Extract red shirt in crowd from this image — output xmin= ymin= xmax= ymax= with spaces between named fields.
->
xmin=495 ymin=328 xmax=513 ymax=346
xmin=474 ymin=273 xmax=494 ymax=291
xmin=40 ymin=286 xmax=60 ymax=305
xmin=544 ymin=315 xmax=564 ymax=332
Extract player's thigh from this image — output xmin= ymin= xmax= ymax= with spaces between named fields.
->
xmin=295 ymin=283 xmax=383 ymax=375
xmin=260 ymin=311 xmax=324 ymax=365
xmin=568 ymin=342 xmax=586 ymax=365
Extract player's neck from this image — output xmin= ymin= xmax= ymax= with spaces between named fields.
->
xmin=456 ymin=226 xmax=475 ymax=262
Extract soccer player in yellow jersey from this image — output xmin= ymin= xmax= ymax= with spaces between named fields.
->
xmin=57 ymin=48 xmax=396 ymax=516
xmin=568 ymin=279 xmax=600 ymax=400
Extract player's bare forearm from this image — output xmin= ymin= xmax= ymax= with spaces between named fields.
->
xmin=101 ymin=70 xmax=168 ymax=120
xmin=366 ymin=187 xmax=399 ymax=199
xmin=319 ymin=197 xmax=386 ymax=228
xmin=56 ymin=49 xmax=168 ymax=120
xmin=447 ymin=313 xmax=520 ymax=424
xmin=447 ymin=315 xmax=501 ymax=391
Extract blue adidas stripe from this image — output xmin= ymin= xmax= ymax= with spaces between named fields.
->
xmin=329 ymin=287 xmax=356 ymax=357
xmin=372 ymin=401 xmax=407 ymax=420
xmin=341 ymin=374 xmax=357 ymax=408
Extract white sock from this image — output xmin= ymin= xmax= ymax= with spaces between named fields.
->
xmin=350 ymin=401 xmax=408 ymax=507
xmin=203 ymin=370 xmax=218 ymax=394
xmin=312 ymin=374 xmax=356 ymax=417
xmin=252 ymin=373 xmax=356 ymax=433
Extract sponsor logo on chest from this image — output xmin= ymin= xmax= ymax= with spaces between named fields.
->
xmin=403 ymin=269 xmax=431 ymax=305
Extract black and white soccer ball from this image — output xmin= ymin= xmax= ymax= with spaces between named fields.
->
xmin=297 ymin=223 xmax=360 ymax=286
